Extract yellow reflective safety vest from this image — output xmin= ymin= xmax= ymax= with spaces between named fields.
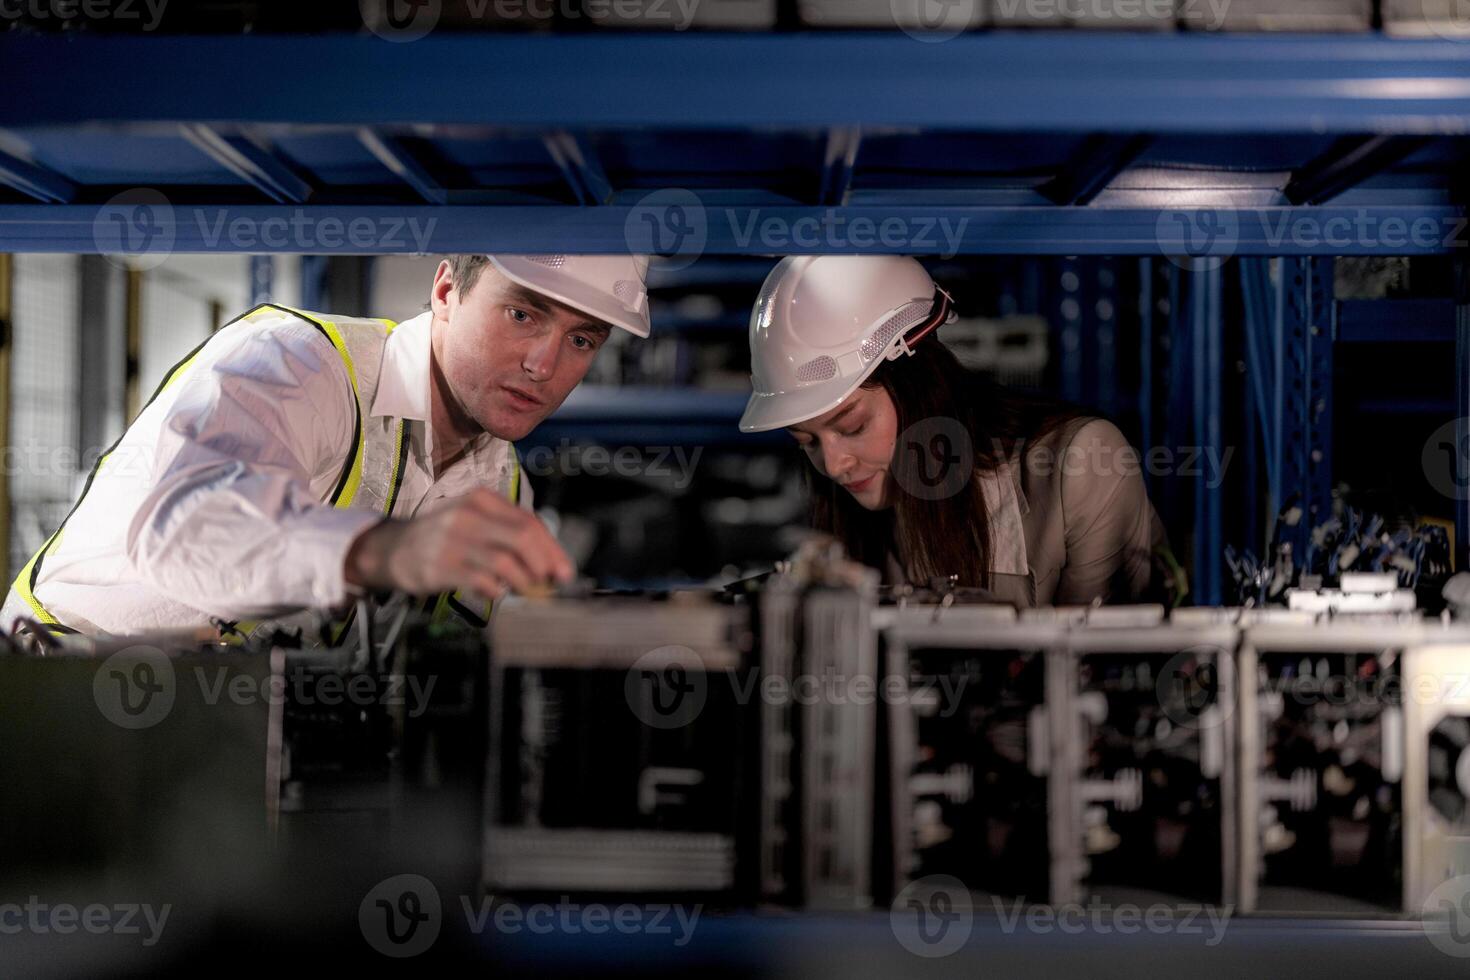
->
xmin=9 ymin=303 xmax=519 ymax=642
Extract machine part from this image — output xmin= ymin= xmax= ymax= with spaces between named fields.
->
xmin=1064 ymin=626 xmax=1239 ymax=908
xmin=1403 ymin=644 xmax=1470 ymax=912
xmin=1237 ymin=621 xmax=1470 ymax=914
xmin=800 ymin=586 xmax=880 ymax=909
xmin=886 ymin=611 xmax=1064 ymax=905
xmin=484 ymin=595 xmax=751 ymax=897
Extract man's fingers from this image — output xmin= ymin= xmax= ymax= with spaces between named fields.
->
xmin=464 ymin=509 xmax=573 ymax=584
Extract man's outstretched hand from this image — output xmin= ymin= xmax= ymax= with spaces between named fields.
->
xmin=343 ymin=488 xmax=574 ymax=599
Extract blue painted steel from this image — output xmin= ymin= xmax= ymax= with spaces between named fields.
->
xmin=1457 ymin=255 xmax=1470 ymax=573
xmin=818 ymin=128 xmax=862 ymax=207
xmin=1057 ymin=258 xmax=1084 ymax=404
xmin=1138 ymin=258 xmax=1155 ymax=459
xmin=1239 ymin=258 xmax=1281 ymax=512
xmin=300 ymin=255 xmax=328 ymax=312
xmin=4 ymin=34 xmax=1470 ymax=134
xmin=1039 ymin=135 xmax=1152 ymax=207
xmin=1190 ymin=263 xmax=1225 ymax=606
xmin=1336 ymin=299 xmax=1457 ymax=343
xmin=542 ymin=131 xmax=613 ymax=206
xmin=0 ymin=146 xmax=74 ymax=203
xmin=180 ymin=125 xmax=313 ymax=204
xmin=1163 ymin=264 xmax=1191 ymax=537
xmin=1309 ymin=259 xmax=1335 ymax=539
xmin=1278 ymin=257 xmax=1335 ymax=552
xmin=1092 ymin=259 xmax=1119 ymax=416
xmin=1282 ymin=135 xmax=1433 ymax=207
xmin=357 ymin=129 xmax=448 ymax=204
xmin=1 ymin=205 xmax=1461 ymax=255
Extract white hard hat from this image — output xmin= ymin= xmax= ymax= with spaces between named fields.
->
xmin=739 ymin=256 xmax=955 ymax=433
xmin=487 ymin=254 xmax=652 ymax=338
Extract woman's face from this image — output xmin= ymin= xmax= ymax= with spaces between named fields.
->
xmin=787 ymin=383 xmax=899 ymax=511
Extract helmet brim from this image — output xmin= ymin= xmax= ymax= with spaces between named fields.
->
xmin=738 ymin=357 xmax=886 ymax=433
xmin=488 ymin=255 xmax=651 ymax=338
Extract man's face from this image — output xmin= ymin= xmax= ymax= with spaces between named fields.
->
xmin=431 ymin=261 xmax=612 ymax=441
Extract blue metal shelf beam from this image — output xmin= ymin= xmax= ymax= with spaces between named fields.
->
xmin=0 ymin=145 xmax=75 ymax=204
xmin=4 ymin=34 xmax=1470 ymax=134
xmin=179 ymin=125 xmax=313 ymax=204
xmin=1039 ymin=135 xmax=1153 ymax=207
xmin=2 ymin=204 xmax=1462 ymax=255
xmin=356 ymin=129 xmax=449 ymax=205
xmin=542 ymin=131 xmax=613 ymax=206
xmin=1191 ymin=264 xmax=1225 ymax=607
xmin=818 ymin=127 xmax=862 ymax=207
xmin=1282 ymin=135 xmax=1433 ymax=207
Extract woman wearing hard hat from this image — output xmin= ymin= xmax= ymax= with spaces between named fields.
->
xmin=740 ymin=255 xmax=1176 ymax=607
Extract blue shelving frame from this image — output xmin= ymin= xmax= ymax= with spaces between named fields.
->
xmin=0 ymin=28 xmax=1465 ymax=595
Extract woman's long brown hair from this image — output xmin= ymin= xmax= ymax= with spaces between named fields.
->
xmin=807 ymin=338 xmax=1078 ymax=588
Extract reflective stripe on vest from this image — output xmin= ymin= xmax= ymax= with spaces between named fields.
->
xmin=9 ymin=304 xmax=407 ymax=634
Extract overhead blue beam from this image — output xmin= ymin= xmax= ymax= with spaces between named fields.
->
xmin=818 ymin=127 xmax=862 ymax=207
xmin=357 ymin=128 xmax=448 ymax=205
xmin=3 ymin=34 xmax=1470 ymax=134
xmin=542 ymin=131 xmax=613 ymax=207
xmin=180 ymin=125 xmax=313 ymax=205
xmin=1 ymin=204 xmax=1461 ymax=255
xmin=1039 ymin=135 xmax=1153 ymax=207
xmin=0 ymin=145 xmax=75 ymax=204
xmin=1282 ymin=135 xmax=1433 ymax=206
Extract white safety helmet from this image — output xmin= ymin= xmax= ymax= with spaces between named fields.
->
xmin=739 ymin=255 xmax=955 ymax=433
xmin=487 ymin=254 xmax=652 ymax=338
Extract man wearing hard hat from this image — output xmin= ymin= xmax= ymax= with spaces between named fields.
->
xmin=2 ymin=254 xmax=651 ymax=639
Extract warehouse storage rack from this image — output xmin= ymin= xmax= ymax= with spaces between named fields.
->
xmin=0 ymin=27 xmax=1467 ymax=600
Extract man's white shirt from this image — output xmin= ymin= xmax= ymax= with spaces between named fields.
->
xmin=1 ymin=309 xmax=530 ymax=635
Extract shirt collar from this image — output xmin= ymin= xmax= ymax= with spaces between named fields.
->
xmin=368 ymin=310 xmax=508 ymax=480
xmin=980 ymin=458 xmax=1030 ymax=576
xmin=370 ymin=310 xmax=432 ymax=422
